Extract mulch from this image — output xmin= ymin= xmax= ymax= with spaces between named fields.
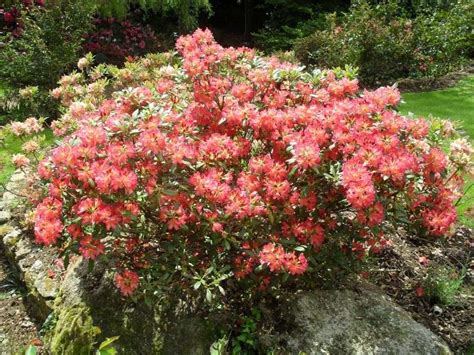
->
xmin=371 ymin=227 xmax=474 ymax=354
xmin=396 ymin=65 xmax=474 ymax=93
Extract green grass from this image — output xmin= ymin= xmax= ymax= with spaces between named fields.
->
xmin=0 ymin=129 xmax=55 ymax=185
xmin=399 ymin=76 xmax=474 ymax=139
xmin=400 ymin=76 xmax=474 ymax=228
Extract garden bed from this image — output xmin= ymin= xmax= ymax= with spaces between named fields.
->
xmin=1 ymin=170 xmax=472 ymax=352
xmin=0 ymin=24 xmax=472 ymax=353
xmin=372 ymin=228 xmax=474 ymax=353
xmin=397 ymin=65 xmax=474 ymax=93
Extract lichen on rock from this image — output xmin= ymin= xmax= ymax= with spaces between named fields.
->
xmin=268 ymin=283 xmax=452 ymax=354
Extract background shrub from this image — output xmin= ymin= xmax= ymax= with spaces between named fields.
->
xmin=294 ymin=0 xmax=473 ymax=86
xmin=412 ymin=3 xmax=474 ymax=78
xmin=0 ymin=0 xmax=95 ymax=122
xmin=0 ymin=0 xmax=95 ymax=89
xmin=251 ymin=0 xmax=349 ymax=53
xmin=94 ymin=0 xmax=211 ymax=31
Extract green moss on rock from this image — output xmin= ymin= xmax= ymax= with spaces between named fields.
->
xmin=46 ymin=305 xmax=101 ymax=355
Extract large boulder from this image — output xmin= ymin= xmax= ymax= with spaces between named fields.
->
xmin=267 ymin=284 xmax=451 ymax=355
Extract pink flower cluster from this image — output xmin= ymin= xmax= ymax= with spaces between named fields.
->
xmin=259 ymin=243 xmax=308 ymax=275
xmin=35 ymin=29 xmax=460 ymax=297
xmin=10 ymin=117 xmax=43 ymax=136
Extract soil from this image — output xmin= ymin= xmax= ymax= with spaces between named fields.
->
xmin=397 ymin=65 xmax=474 ymax=93
xmin=371 ymin=227 xmax=474 ymax=354
xmin=0 ymin=249 xmax=43 ymax=355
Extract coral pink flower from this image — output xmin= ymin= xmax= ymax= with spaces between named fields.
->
xmin=115 ymin=270 xmax=140 ymax=296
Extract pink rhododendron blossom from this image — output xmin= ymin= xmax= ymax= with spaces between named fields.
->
xmin=12 ymin=153 xmax=30 ymax=167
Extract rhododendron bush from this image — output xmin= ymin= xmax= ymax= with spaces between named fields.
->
xmin=30 ymin=29 xmax=471 ymax=301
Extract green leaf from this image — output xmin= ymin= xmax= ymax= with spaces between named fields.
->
xmin=96 ymin=348 xmax=117 ymax=355
xmin=206 ymin=289 xmax=213 ymax=303
xmin=99 ymin=336 xmax=120 ymax=350
xmin=96 ymin=336 xmax=120 ymax=355
xmin=210 ymin=336 xmax=228 ymax=355
xmin=25 ymin=345 xmax=37 ymax=355
xmin=87 ymin=259 xmax=95 ymax=273
xmin=289 ymin=166 xmax=298 ymax=177
xmin=162 ymin=189 xmax=179 ymax=196
xmin=63 ymin=252 xmax=70 ymax=270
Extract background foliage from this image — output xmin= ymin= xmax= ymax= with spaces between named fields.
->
xmin=294 ymin=0 xmax=473 ymax=86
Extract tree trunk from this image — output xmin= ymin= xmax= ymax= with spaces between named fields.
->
xmin=244 ymin=0 xmax=253 ymax=38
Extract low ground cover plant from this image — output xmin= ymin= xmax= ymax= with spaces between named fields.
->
xmin=12 ymin=30 xmax=471 ymax=309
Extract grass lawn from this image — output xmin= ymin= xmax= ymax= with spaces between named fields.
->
xmin=0 ymin=82 xmax=55 ymax=185
xmin=399 ymin=76 xmax=474 ymax=139
xmin=400 ymin=76 xmax=474 ymax=228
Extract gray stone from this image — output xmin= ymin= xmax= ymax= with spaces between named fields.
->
xmin=14 ymin=239 xmax=32 ymax=260
xmin=0 ymin=211 xmax=11 ymax=224
xmin=162 ymin=317 xmax=214 ymax=355
xmin=31 ymin=259 xmax=44 ymax=271
xmin=276 ymin=284 xmax=451 ymax=355
xmin=3 ymin=229 xmax=21 ymax=248
xmin=34 ymin=273 xmax=58 ymax=299
xmin=45 ymin=258 xmax=164 ymax=354
xmin=9 ymin=172 xmax=26 ymax=183
xmin=1 ymin=192 xmax=16 ymax=204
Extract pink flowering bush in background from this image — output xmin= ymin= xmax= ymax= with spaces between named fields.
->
xmin=83 ymin=17 xmax=160 ymax=64
xmin=28 ymin=29 xmax=470 ymax=303
xmin=0 ymin=0 xmax=45 ymax=37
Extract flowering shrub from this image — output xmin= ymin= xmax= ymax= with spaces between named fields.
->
xmin=84 ymin=17 xmax=160 ymax=64
xmin=31 ymin=29 xmax=471 ymax=303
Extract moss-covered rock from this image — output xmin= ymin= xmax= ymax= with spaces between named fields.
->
xmin=44 ymin=258 xmax=158 ymax=353
xmin=46 ymin=305 xmax=101 ymax=355
xmin=162 ymin=317 xmax=215 ymax=355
